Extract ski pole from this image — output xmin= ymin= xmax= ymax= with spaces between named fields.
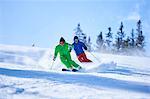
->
xmin=50 ymin=60 xmax=54 ymax=70
xmin=88 ymin=51 xmax=101 ymax=63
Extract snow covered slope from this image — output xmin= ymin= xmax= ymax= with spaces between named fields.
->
xmin=0 ymin=44 xmax=150 ymax=99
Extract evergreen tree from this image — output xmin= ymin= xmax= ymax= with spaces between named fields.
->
xmin=130 ymin=29 xmax=135 ymax=48
xmin=116 ymin=22 xmax=125 ymax=50
xmin=136 ymin=20 xmax=145 ymax=49
xmin=136 ymin=20 xmax=142 ymax=35
xmin=136 ymin=31 xmax=145 ymax=49
xmin=106 ymin=27 xmax=113 ymax=48
xmin=96 ymin=32 xmax=104 ymax=50
xmin=87 ymin=36 xmax=92 ymax=52
xmin=115 ymin=37 xmax=120 ymax=50
xmin=74 ymin=23 xmax=87 ymax=44
xmin=124 ymin=36 xmax=130 ymax=48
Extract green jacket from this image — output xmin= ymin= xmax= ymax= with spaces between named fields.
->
xmin=54 ymin=42 xmax=72 ymax=58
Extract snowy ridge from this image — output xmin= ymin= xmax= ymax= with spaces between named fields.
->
xmin=0 ymin=44 xmax=150 ymax=99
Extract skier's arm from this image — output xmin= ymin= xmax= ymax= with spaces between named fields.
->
xmin=67 ymin=43 xmax=73 ymax=52
xmin=82 ymin=43 xmax=87 ymax=50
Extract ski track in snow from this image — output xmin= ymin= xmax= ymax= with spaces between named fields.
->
xmin=0 ymin=67 xmax=150 ymax=94
xmin=0 ymin=44 xmax=150 ymax=99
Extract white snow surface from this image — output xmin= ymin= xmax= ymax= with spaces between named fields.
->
xmin=0 ymin=44 xmax=150 ymax=99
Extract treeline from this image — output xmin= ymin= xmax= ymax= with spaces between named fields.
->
xmin=74 ymin=20 xmax=145 ymax=55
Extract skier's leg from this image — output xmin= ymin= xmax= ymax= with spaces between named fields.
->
xmin=60 ymin=56 xmax=72 ymax=69
xmin=82 ymin=53 xmax=92 ymax=62
xmin=77 ymin=53 xmax=88 ymax=62
xmin=77 ymin=54 xmax=84 ymax=62
xmin=77 ymin=54 xmax=82 ymax=62
xmin=66 ymin=54 xmax=80 ymax=68
xmin=69 ymin=60 xmax=80 ymax=68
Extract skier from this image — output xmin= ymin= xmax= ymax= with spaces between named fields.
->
xmin=72 ymin=36 xmax=92 ymax=62
xmin=53 ymin=37 xmax=82 ymax=71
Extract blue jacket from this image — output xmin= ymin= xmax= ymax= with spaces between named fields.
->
xmin=72 ymin=41 xmax=87 ymax=56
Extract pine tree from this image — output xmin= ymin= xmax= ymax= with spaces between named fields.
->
xmin=106 ymin=27 xmax=113 ymax=48
xmin=116 ymin=22 xmax=125 ymax=50
xmin=136 ymin=31 xmax=145 ymax=49
xmin=136 ymin=20 xmax=142 ymax=36
xmin=130 ymin=29 xmax=135 ymax=48
xmin=87 ymin=36 xmax=92 ymax=52
xmin=136 ymin=20 xmax=145 ymax=49
xmin=74 ymin=23 xmax=87 ymax=44
xmin=124 ymin=36 xmax=130 ymax=48
xmin=96 ymin=32 xmax=104 ymax=50
xmin=115 ymin=37 xmax=120 ymax=50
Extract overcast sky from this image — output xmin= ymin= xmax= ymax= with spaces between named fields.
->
xmin=0 ymin=0 xmax=150 ymax=49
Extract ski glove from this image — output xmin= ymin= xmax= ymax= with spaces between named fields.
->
xmin=53 ymin=56 xmax=56 ymax=61
xmin=68 ymin=44 xmax=73 ymax=52
xmin=69 ymin=48 xmax=72 ymax=52
xmin=84 ymin=46 xmax=87 ymax=50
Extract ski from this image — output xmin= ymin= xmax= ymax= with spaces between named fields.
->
xmin=72 ymin=69 xmax=78 ymax=72
xmin=62 ymin=68 xmax=78 ymax=72
xmin=62 ymin=68 xmax=71 ymax=71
